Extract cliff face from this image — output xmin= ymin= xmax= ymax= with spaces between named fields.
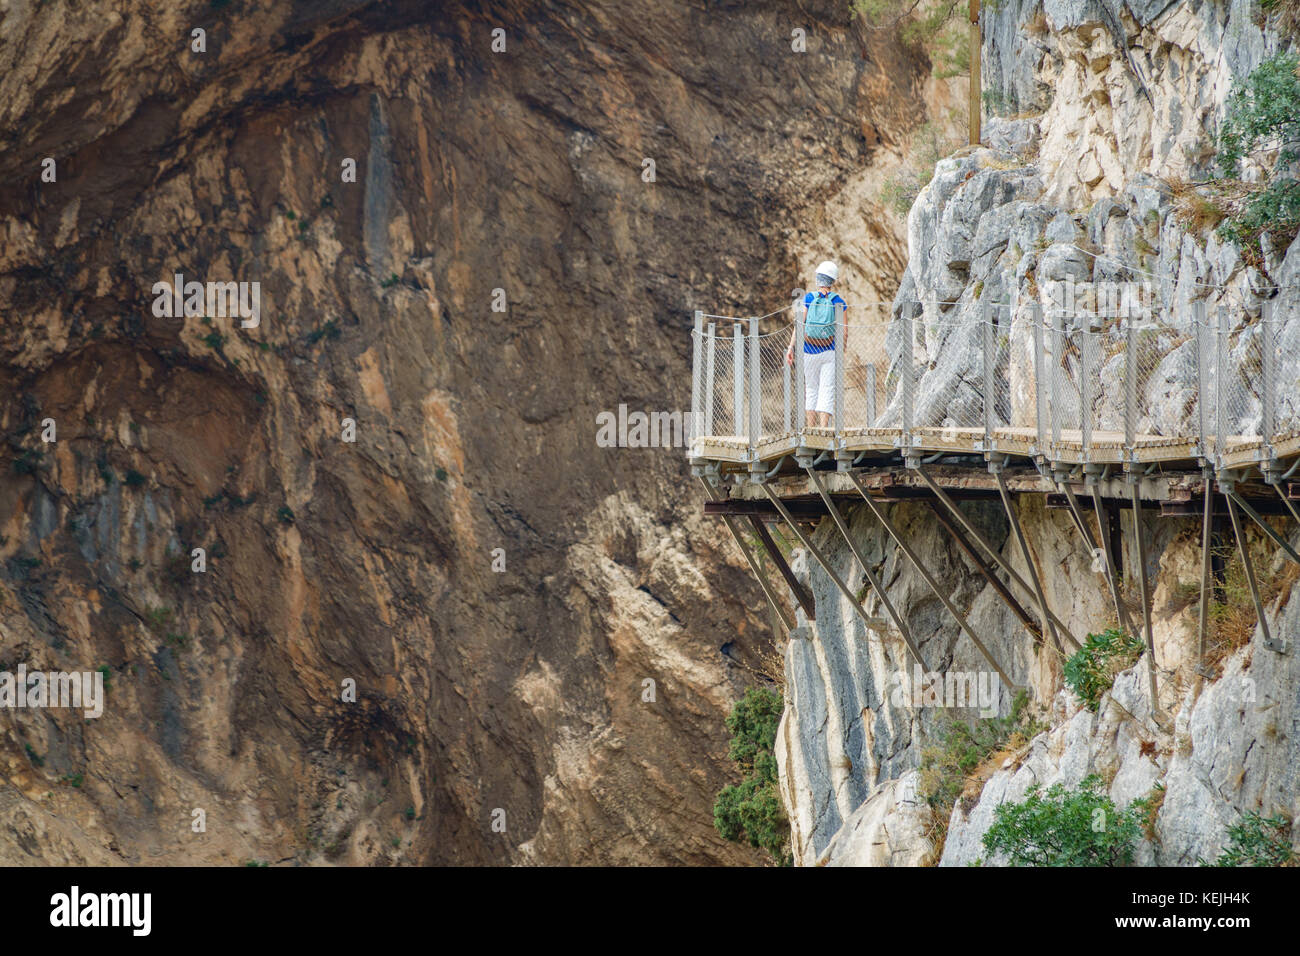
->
xmin=778 ymin=0 xmax=1300 ymax=866
xmin=0 ymin=1 xmax=947 ymax=864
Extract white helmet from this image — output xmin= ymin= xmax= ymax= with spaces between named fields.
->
xmin=815 ymin=260 xmax=838 ymax=283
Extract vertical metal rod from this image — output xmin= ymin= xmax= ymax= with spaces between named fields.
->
xmin=1050 ymin=309 xmax=1063 ymax=453
xmin=1032 ymin=301 xmax=1046 ymax=458
xmin=794 ymin=309 xmax=805 ymax=440
xmin=1194 ymin=300 xmax=1208 ymax=459
xmin=866 ymin=364 xmax=877 ymax=424
xmin=969 ymin=0 xmax=982 ymax=146
xmin=834 ymin=305 xmax=845 ymax=435
xmin=692 ymin=311 xmax=703 ymax=447
xmin=915 ymin=465 xmax=1080 ymax=647
xmin=982 ymin=294 xmax=994 ymax=447
xmin=699 ymin=478 xmax=794 ymax=634
xmin=1216 ymin=307 xmax=1226 ymax=471
xmin=845 ymin=472 xmax=1015 ymax=693
xmin=733 ymin=323 xmax=745 ymax=438
xmin=994 ymin=468 xmax=1071 ymax=655
xmin=1225 ymin=490 xmax=1277 ymax=651
xmin=1197 ymin=472 xmax=1213 ymax=674
xmin=1080 ymin=326 xmax=1093 ymax=462
xmin=1129 ymin=477 xmax=1161 ymax=710
xmin=748 ymin=317 xmax=760 ymax=454
xmin=704 ymin=322 xmax=717 ymax=437
xmin=1261 ymin=299 xmax=1275 ymax=450
xmin=1124 ymin=314 xmax=1137 ymax=463
xmin=763 ymin=480 xmax=928 ymax=669
xmin=1090 ymin=483 xmax=1135 ymax=637
xmin=783 ymin=352 xmax=792 ymax=434
xmin=901 ymin=307 xmax=915 ymax=452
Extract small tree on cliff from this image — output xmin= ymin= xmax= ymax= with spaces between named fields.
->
xmin=713 ymin=686 xmax=791 ymax=865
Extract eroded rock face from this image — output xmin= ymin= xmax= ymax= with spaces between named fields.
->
xmin=0 ymin=2 xmax=939 ymax=864
xmin=781 ymin=0 xmax=1300 ymax=867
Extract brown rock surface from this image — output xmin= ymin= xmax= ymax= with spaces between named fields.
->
xmin=0 ymin=0 xmax=936 ymax=864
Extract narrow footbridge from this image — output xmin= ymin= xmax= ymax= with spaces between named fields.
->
xmin=690 ymin=292 xmax=1299 ymax=708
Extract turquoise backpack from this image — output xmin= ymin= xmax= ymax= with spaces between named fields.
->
xmin=805 ymin=293 xmax=839 ymax=342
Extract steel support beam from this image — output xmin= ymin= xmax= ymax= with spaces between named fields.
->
xmin=1196 ymin=472 xmax=1214 ymax=676
xmin=769 ymin=480 xmax=928 ymax=669
xmin=994 ymin=467 xmax=1072 ymax=656
xmin=844 ymin=471 xmax=1016 ymax=693
xmin=1129 ymin=476 xmax=1161 ymax=711
xmin=1224 ymin=489 xmax=1282 ymax=653
xmin=699 ymin=478 xmax=794 ymax=634
xmin=1089 ymin=482 xmax=1135 ymax=639
xmin=747 ymin=515 xmax=815 ymax=621
xmin=924 ymin=499 xmax=1039 ymax=637
xmin=915 ymin=465 xmax=1079 ymax=648
xmin=1224 ymin=488 xmax=1300 ymax=566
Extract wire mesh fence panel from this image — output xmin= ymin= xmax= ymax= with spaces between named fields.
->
xmin=841 ymin=303 xmax=892 ymax=431
xmin=702 ymin=322 xmax=739 ymax=440
xmin=757 ymin=323 xmax=796 ymax=441
xmin=1220 ymin=309 xmax=1264 ymax=441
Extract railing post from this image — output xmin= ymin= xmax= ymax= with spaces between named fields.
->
xmin=794 ymin=309 xmax=805 ymax=442
xmin=692 ymin=310 xmax=704 ymax=448
xmin=1216 ymin=306 xmax=1226 ymax=472
xmin=1124 ymin=311 xmax=1137 ymax=465
xmin=981 ymin=294 xmax=994 ymax=449
xmin=783 ymin=347 xmax=792 ymax=434
xmin=1261 ymin=300 xmax=1275 ymax=451
xmin=733 ymin=322 xmax=744 ymax=438
xmin=902 ymin=305 xmax=915 ymax=452
xmin=833 ymin=305 xmax=845 ymax=439
xmin=748 ymin=317 xmax=761 ymax=457
xmin=1194 ymin=300 xmax=1208 ymax=460
xmin=1050 ymin=305 xmax=1064 ymax=454
xmin=866 ymin=364 xmax=877 ymax=425
xmin=1032 ymin=300 xmax=1045 ymax=458
xmin=1081 ymin=316 xmax=1094 ymax=462
xmin=704 ymin=322 xmax=717 ymax=437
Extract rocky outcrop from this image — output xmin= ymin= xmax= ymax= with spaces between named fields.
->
xmin=0 ymin=1 xmax=948 ymax=864
xmin=779 ymin=0 xmax=1300 ymax=867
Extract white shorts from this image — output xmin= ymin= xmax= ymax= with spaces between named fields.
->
xmin=803 ymin=349 xmax=835 ymax=415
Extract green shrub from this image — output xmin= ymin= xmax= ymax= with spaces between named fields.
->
xmin=981 ymin=774 xmax=1147 ymax=866
xmin=713 ymin=686 xmax=790 ymax=864
xmin=920 ymin=691 xmax=1042 ymax=818
xmin=1203 ymin=812 xmax=1295 ymax=867
xmin=1063 ymin=628 xmax=1145 ymax=712
xmin=1213 ymin=52 xmax=1300 ymax=261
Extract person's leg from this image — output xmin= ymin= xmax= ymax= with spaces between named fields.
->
xmin=802 ymin=351 xmax=821 ymax=428
xmin=816 ymin=351 xmax=836 ymax=428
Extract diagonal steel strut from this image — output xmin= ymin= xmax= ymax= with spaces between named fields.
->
xmin=1224 ymin=489 xmax=1282 ymax=653
xmin=1129 ymin=476 xmax=1161 ymax=711
xmin=1087 ymin=482 xmax=1136 ymax=639
xmin=915 ymin=465 xmax=1079 ymax=648
xmin=763 ymin=480 xmax=928 ymax=670
xmin=699 ymin=478 xmax=794 ymax=634
xmin=843 ymin=471 xmax=1016 ymax=694
xmin=1224 ymin=488 xmax=1300 ymax=566
xmin=994 ymin=468 xmax=1073 ymax=656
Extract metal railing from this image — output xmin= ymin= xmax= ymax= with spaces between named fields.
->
xmin=690 ymin=294 xmax=1296 ymax=472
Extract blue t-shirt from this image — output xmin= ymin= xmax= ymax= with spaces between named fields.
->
xmin=803 ymin=292 xmax=846 ymax=354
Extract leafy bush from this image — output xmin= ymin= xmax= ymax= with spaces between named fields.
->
xmin=920 ymin=691 xmax=1043 ymax=835
xmin=981 ymin=774 xmax=1147 ymax=866
xmin=1204 ymin=812 xmax=1295 ymax=867
xmin=852 ymin=0 xmax=969 ymax=78
xmin=1212 ymin=51 xmax=1300 ymax=261
xmin=1063 ymin=628 xmax=1146 ymax=712
xmin=879 ymin=120 xmax=962 ymax=215
xmin=713 ymin=687 xmax=790 ymax=864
